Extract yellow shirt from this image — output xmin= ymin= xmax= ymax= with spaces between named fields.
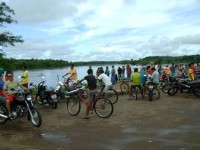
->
xmin=21 ymin=70 xmax=29 ymax=84
xmin=130 ymin=72 xmax=141 ymax=85
xmin=188 ymin=68 xmax=194 ymax=80
xmin=68 ymin=67 xmax=77 ymax=80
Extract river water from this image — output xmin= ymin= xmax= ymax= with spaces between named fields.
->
xmin=13 ymin=64 xmax=139 ymax=88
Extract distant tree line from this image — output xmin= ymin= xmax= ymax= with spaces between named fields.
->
xmin=121 ymin=55 xmax=200 ymax=65
xmin=0 ymin=57 xmax=69 ymax=70
xmin=0 ymin=54 xmax=200 ymax=71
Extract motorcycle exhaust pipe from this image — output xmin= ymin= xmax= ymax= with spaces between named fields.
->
xmin=0 ymin=113 xmax=8 ymax=118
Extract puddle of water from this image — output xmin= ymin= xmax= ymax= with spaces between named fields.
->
xmin=119 ymin=123 xmax=200 ymax=148
xmin=121 ymin=124 xmax=138 ymax=133
xmin=41 ymin=132 xmax=71 ymax=147
xmin=159 ymin=124 xmax=200 ymax=136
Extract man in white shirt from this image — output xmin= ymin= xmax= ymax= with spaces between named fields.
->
xmin=97 ymin=69 xmax=112 ymax=98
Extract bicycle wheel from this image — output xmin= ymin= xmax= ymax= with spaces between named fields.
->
xmin=120 ymin=82 xmax=129 ymax=94
xmin=67 ymin=95 xmax=81 ymax=116
xmin=108 ymin=88 xmax=118 ymax=104
xmin=94 ymin=98 xmax=113 ymax=118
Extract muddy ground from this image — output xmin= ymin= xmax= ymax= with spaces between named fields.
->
xmin=0 ymin=82 xmax=200 ymax=150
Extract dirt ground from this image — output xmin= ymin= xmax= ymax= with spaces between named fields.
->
xmin=0 ymin=82 xmax=200 ymax=150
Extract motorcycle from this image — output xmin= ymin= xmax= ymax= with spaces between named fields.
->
xmin=167 ymin=78 xmax=200 ymax=97
xmin=0 ymin=91 xmax=42 ymax=127
xmin=146 ymin=81 xmax=155 ymax=101
xmin=54 ymin=75 xmax=73 ymax=101
xmin=35 ymin=80 xmax=58 ymax=109
xmin=161 ymin=76 xmax=177 ymax=93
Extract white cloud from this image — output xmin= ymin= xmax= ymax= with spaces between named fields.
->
xmin=0 ymin=0 xmax=200 ymax=61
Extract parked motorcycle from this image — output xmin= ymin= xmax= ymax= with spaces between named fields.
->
xmin=167 ymin=78 xmax=200 ymax=96
xmin=146 ymin=81 xmax=156 ymax=101
xmin=0 ymin=91 xmax=42 ymax=127
xmin=54 ymin=75 xmax=73 ymax=101
xmin=35 ymin=81 xmax=58 ymax=109
xmin=161 ymin=76 xmax=177 ymax=93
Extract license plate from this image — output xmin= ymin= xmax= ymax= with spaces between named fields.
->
xmin=149 ymin=85 xmax=154 ymax=89
xmin=51 ymin=94 xmax=57 ymax=99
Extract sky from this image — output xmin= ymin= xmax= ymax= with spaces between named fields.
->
xmin=0 ymin=0 xmax=200 ymax=62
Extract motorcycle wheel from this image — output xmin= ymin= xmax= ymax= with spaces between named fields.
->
xmin=162 ymin=83 xmax=172 ymax=93
xmin=35 ymin=95 xmax=43 ymax=105
xmin=193 ymin=86 xmax=200 ymax=97
xmin=0 ymin=105 xmax=8 ymax=124
xmin=148 ymin=89 xmax=153 ymax=101
xmin=29 ymin=109 xmax=42 ymax=127
xmin=51 ymin=101 xmax=57 ymax=109
xmin=168 ymin=86 xmax=179 ymax=96
xmin=159 ymin=80 xmax=166 ymax=88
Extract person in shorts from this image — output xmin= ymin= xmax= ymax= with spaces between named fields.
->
xmin=129 ymin=68 xmax=142 ymax=100
xmin=3 ymin=71 xmax=28 ymax=119
xmin=74 ymin=69 xmax=97 ymax=119
xmin=151 ymin=67 xmax=160 ymax=99
xmin=97 ymin=69 xmax=112 ymax=99
xmin=62 ymin=64 xmax=78 ymax=86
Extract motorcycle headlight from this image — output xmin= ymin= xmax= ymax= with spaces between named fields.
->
xmin=27 ymin=95 xmax=32 ymax=101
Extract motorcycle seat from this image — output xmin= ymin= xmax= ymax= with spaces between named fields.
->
xmin=187 ymin=79 xmax=200 ymax=85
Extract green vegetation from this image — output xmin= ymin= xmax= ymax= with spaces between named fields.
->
xmin=0 ymin=54 xmax=199 ymax=71
xmin=123 ymin=55 xmax=200 ymax=65
xmin=0 ymin=2 xmax=24 ymax=47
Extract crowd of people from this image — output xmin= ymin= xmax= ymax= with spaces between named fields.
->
xmin=94 ymin=62 xmax=199 ymax=101
xmin=0 ymin=62 xmax=199 ymax=120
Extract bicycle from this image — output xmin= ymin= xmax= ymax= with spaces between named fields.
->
xmin=130 ymin=85 xmax=141 ymax=100
xmin=66 ymin=86 xmax=114 ymax=118
xmin=98 ymin=82 xmax=118 ymax=104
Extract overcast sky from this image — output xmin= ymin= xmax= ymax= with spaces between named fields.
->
xmin=1 ymin=0 xmax=200 ymax=61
